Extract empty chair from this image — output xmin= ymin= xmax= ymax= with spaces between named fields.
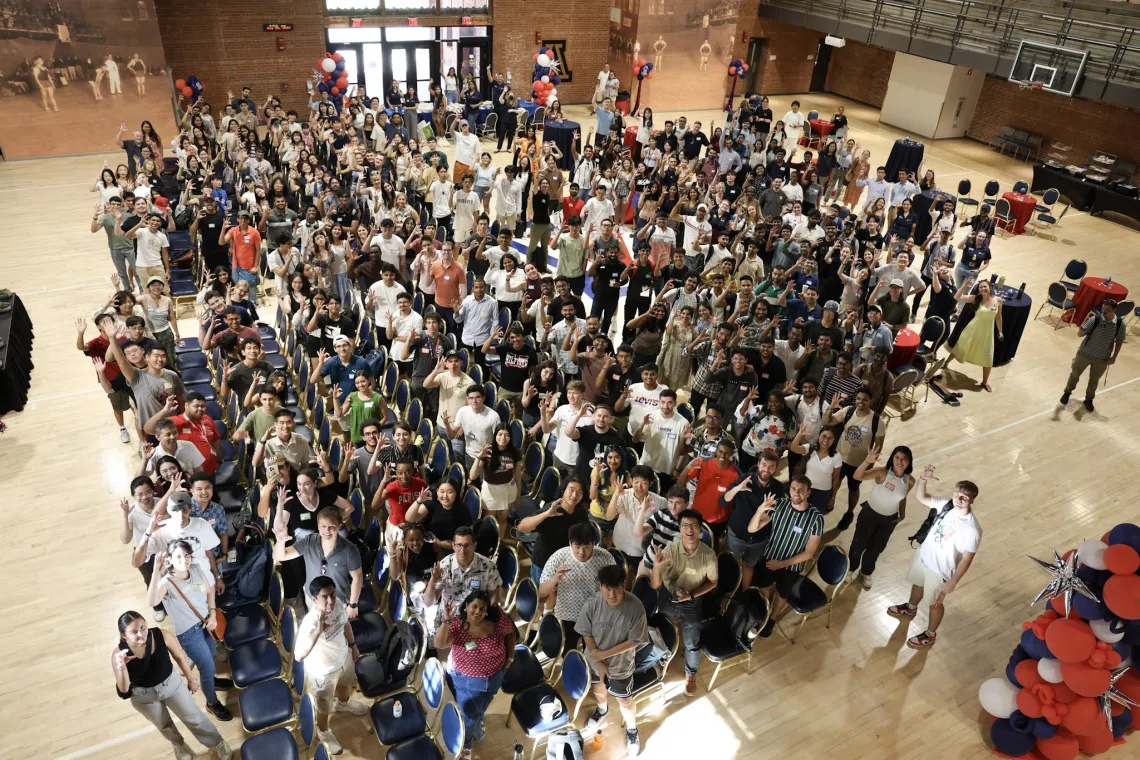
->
xmin=1035 ymin=282 xmax=1076 ymax=329
xmin=776 ymin=545 xmax=850 ymax=643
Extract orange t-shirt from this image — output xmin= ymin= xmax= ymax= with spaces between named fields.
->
xmin=431 ymin=260 xmax=465 ymax=308
xmin=687 ymin=458 xmax=740 ymax=525
xmin=226 ymin=226 xmax=262 ymax=271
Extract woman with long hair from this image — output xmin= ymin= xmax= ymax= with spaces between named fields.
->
xmin=949 ymin=278 xmax=1002 ymax=391
xmin=470 ymin=425 xmax=523 ymax=540
xmin=846 ymin=444 xmax=915 ymax=589
xmin=111 ymin=611 xmax=232 ymax=759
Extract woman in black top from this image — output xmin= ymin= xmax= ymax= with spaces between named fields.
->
xmin=112 ymin=611 xmax=230 ymax=759
xmin=405 ymin=478 xmax=472 ymax=550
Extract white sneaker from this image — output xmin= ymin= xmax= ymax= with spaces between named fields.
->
xmin=318 ymin=728 xmax=343 ymax=754
xmin=213 ymin=740 xmax=233 ymax=760
xmin=861 ymin=573 xmax=873 ymax=590
xmin=172 ymin=742 xmax=192 ymax=760
xmin=335 ymin=697 xmax=368 ymax=716
xmin=120 ymin=427 xmax=130 ymax=443
xmin=154 ymin=609 xmax=167 ymax=622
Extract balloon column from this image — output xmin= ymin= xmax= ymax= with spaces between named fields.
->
xmin=531 ymin=46 xmax=560 ymax=106
xmin=315 ymin=52 xmax=350 ymax=98
xmin=724 ymin=58 xmax=748 ymax=112
xmin=629 ymin=57 xmax=654 ymax=114
xmin=174 ymin=75 xmax=204 ymax=101
xmin=978 ymin=523 xmax=1140 ymax=760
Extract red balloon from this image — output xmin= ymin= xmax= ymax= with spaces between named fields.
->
xmin=1045 ymin=618 xmax=1097 ymax=662
xmin=1103 ymin=544 xmax=1140 ymax=574
xmin=1018 ymin=688 xmax=1044 ymax=718
xmin=1016 ymin=659 xmax=1044 ymax=689
xmin=1061 ymin=661 xmax=1111 ymax=698
xmin=1036 ymin=729 xmax=1079 ymax=760
xmin=1061 ymin=696 xmax=1107 ymax=736
xmin=331 ymin=52 xmax=343 ymax=62
xmin=330 ymin=86 xmax=340 ymax=96
xmin=1076 ymin=726 xmax=1114 ymax=755
xmin=181 ymin=85 xmax=193 ymax=97
xmin=175 ymin=78 xmax=186 ymax=89
xmin=1103 ymin=573 xmax=1140 ymax=619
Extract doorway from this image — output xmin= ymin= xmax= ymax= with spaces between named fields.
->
xmin=810 ymin=38 xmax=831 ymax=91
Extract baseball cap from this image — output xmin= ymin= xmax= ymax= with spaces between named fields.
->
xmin=889 ymin=278 xmax=905 ymax=288
xmin=823 ymin=300 xmax=840 ymax=312
xmin=168 ymin=492 xmax=193 ymax=512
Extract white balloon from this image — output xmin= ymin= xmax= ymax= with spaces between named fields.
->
xmin=541 ymin=75 xmax=550 ymax=84
xmin=1090 ymin=617 xmax=1125 ymax=643
xmin=1078 ymin=539 xmax=1108 ymax=570
xmin=978 ymin=677 xmax=1020 ymax=719
xmin=537 ymin=54 xmax=552 ymax=68
xmin=321 ymin=59 xmax=337 ymax=73
xmin=1038 ymin=658 xmax=1064 ymax=683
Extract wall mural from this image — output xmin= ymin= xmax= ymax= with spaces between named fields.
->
xmin=608 ymin=0 xmax=740 ymax=112
xmin=0 ymin=0 xmax=177 ymax=158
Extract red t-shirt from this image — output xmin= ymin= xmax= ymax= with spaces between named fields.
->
xmin=226 ymin=226 xmax=262 ymax=271
xmin=83 ymin=337 xmax=121 ymax=383
xmin=385 ymin=477 xmax=428 ymax=527
xmin=170 ymin=413 xmax=220 ymax=474
xmin=687 ymin=458 xmax=741 ymax=525
xmin=561 ymin=197 xmax=585 ymax=221
xmin=447 ymin=613 xmax=514 ymax=677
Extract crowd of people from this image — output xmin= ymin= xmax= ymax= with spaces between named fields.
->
xmin=91 ymin=81 xmax=999 ymax=759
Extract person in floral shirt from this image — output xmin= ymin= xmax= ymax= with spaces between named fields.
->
xmin=735 ymin=388 xmax=798 ymax=473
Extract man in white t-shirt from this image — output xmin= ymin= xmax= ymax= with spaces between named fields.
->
xmin=632 ymin=389 xmax=688 ymax=491
xmin=442 ymin=385 xmax=499 ymax=467
xmin=296 ymin=576 xmax=367 ymax=754
xmin=541 ymin=379 xmax=591 ymax=473
xmin=887 ymin=464 xmax=981 ymax=650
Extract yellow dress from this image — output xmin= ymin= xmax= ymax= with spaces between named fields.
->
xmin=951 ymin=302 xmax=999 ymax=368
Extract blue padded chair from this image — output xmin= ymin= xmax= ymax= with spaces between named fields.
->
xmin=699 ymin=587 xmax=769 ymax=690
xmin=632 ymin=575 xmax=658 ymax=618
xmin=777 ymin=545 xmax=849 ymax=644
xmin=463 ymin=487 xmax=482 ymax=523
xmin=510 ymin=650 xmax=589 ymax=758
xmin=385 ymin=701 xmax=463 ymax=760
xmin=1035 ymin=282 xmax=1076 ymax=329
xmin=497 ymin=546 xmax=520 ymax=607
xmin=224 ymin=571 xmax=283 ymax=649
xmin=1062 ymin=259 xmax=1087 ymax=293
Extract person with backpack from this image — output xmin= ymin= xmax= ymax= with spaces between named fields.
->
xmin=296 ymin=576 xmax=368 ymax=754
xmin=578 ymin=564 xmax=649 ymax=758
xmin=887 ymin=465 xmax=981 ymax=650
xmin=1060 ymin=297 xmax=1125 ymax=412
xmin=823 ymin=386 xmax=885 ymax=532
xmin=434 ymin=589 xmax=517 ymax=760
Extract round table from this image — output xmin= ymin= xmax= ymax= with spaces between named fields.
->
xmin=1064 ymin=277 xmax=1129 ymax=324
xmin=993 ymin=285 xmax=1032 ymax=366
xmin=1001 ymin=192 xmax=1036 ymax=235
xmin=543 ymin=119 xmax=581 ymax=171
xmin=888 ymin=327 xmax=920 ymax=371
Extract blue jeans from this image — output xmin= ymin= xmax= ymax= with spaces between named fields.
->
xmin=232 ymin=266 xmax=259 ymax=287
xmin=177 ymin=624 xmax=218 ymax=703
xmin=450 ymin=669 xmax=505 ymax=748
xmin=657 ymin=588 xmax=702 ymax=676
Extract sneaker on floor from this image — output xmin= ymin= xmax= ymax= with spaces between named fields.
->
xmin=206 ymin=700 xmax=233 ymax=721
xmin=172 ymin=741 xmax=193 ymax=760
xmin=684 ymin=674 xmax=697 ymax=697
xmin=836 ymin=510 xmax=854 ymax=531
xmin=154 ymin=609 xmax=167 ymax=622
xmin=1084 ymin=398 xmax=1095 ymax=412
xmin=318 ymin=728 xmax=343 ymax=755
xmin=907 ymin=630 xmax=938 ymax=649
xmin=213 ymin=739 xmax=233 ymax=760
xmin=213 ymin=676 xmax=234 ymax=690
xmin=759 ymin=619 xmax=776 ymax=639
xmin=335 ymin=697 xmax=368 ymax=716
xmin=583 ymin=706 xmax=610 ymax=735
xmin=1059 ymin=391 xmax=1071 ymax=405
xmin=627 ymin=728 xmax=641 ymax=758
xmin=887 ymin=602 xmax=917 ymax=618
xmin=861 ymin=573 xmax=873 ymax=590
xmin=120 ymin=427 xmax=131 ymax=443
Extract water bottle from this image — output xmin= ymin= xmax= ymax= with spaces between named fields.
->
xmin=513 ymin=744 xmax=524 ymax=760
xmin=393 ymin=699 xmax=403 ymax=719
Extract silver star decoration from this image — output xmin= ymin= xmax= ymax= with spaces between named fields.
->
xmin=1027 ymin=548 xmax=1100 ymax=617
xmin=1100 ymin=666 xmax=1140 ymax=730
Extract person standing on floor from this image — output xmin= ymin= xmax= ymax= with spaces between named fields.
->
xmin=1059 ymin=297 xmax=1125 ymax=413
xmin=111 ymin=611 xmax=232 ymax=760
xmin=845 ymin=445 xmax=914 ymax=590
xmin=887 ymin=464 xmax=981 ymax=650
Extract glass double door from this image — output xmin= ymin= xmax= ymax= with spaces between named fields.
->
xmin=385 ymin=43 xmax=437 ymax=104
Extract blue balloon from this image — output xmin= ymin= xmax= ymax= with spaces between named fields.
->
xmin=991 ymin=718 xmax=1036 ymax=757
xmin=1020 ymin=628 xmax=1053 ymax=660
xmin=1108 ymin=523 xmax=1140 ymax=552
xmin=1113 ymin=706 xmax=1133 ymax=739
xmin=1031 ymin=718 xmax=1058 ymax=739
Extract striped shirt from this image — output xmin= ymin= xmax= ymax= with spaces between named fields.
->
xmin=819 ymin=367 xmax=865 ymax=409
xmin=763 ymin=498 xmax=824 ymax=572
xmin=1079 ymin=314 xmax=1124 ymax=360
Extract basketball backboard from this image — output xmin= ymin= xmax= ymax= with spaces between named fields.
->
xmin=1009 ymin=41 xmax=1088 ymax=97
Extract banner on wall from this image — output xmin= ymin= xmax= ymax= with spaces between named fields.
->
xmin=0 ymin=0 xmax=177 ymax=159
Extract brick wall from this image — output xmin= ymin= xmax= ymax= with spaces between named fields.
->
xmin=968 ymin=75 xmax=1140 ymax=170
xmin=732 ymin=3 xmax=821 ymax=95
xmin=492 ymin=0 xmax=610 ymax=103
xmin=154 ymin=0 xmax=328 ymax=114
xmin=825 ymin=39 xmax=893 ymax=107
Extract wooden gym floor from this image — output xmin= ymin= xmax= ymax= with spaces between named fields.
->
xmin=1 ymin=94 xmax=1138 ymax=760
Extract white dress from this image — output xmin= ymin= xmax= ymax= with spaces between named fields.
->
xmin=783 ymin=110 xmax=805 ymax=158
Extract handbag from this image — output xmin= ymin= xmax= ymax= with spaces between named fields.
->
xmin=168 ymin=573 xmax=228 ymax=641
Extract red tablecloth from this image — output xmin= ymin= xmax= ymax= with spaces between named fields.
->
xmin=1063 ymin=277 xmax=1129 ymax=324
xmin=888 ymin=327 xmax=920 ymax=371
xmin=1002 ymin=192 xmax=1037 ymax=235
xmin=624 ymin=125 xmax=639 ymax=153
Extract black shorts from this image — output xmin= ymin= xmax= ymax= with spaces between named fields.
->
xmin=752 ymin=564 xmax=804 ymax=600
